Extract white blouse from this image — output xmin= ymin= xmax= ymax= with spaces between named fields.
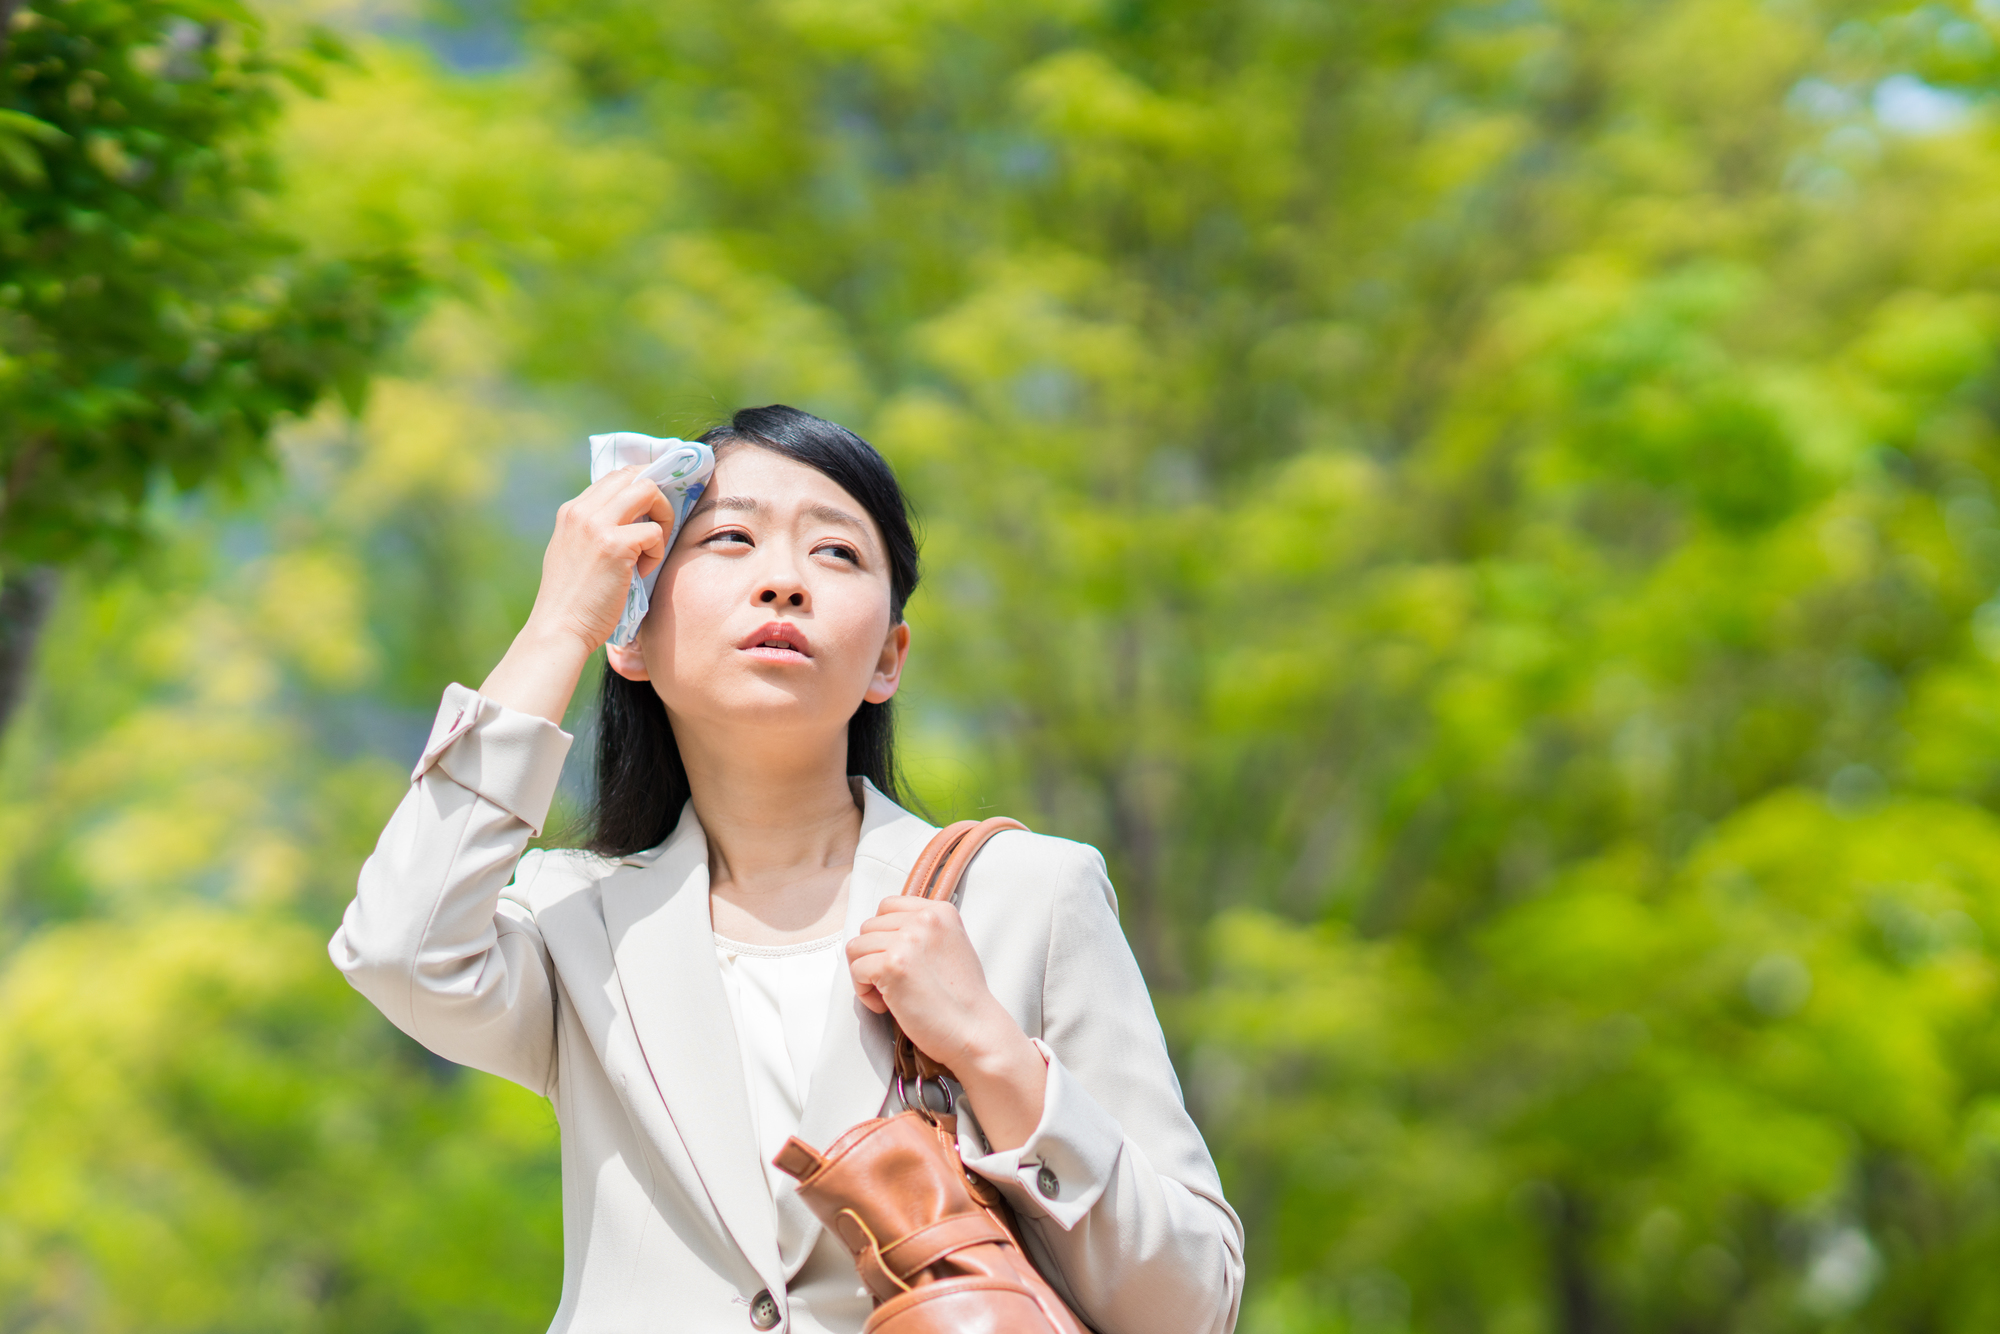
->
xmin=713 ymin=930 xmax=846 ymax=1277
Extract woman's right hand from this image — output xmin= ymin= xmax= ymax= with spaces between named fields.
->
xmin=478 ymin=468 xmax=680 ymax=725
xmin=526 ymin=467 xmax=681 ymax=653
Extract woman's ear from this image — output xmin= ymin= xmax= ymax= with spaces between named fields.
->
xmin=606 ymin=640 xmax=651 ymax=682
xmin=864 ymin=621 xmax=910 ymax=704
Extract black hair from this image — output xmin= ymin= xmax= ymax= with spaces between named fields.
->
xmin=582 ymin=405 xmax=920 ymax=857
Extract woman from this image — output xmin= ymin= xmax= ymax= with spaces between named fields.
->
xmin=331 ymin=405 xmax=1243 ymax=1333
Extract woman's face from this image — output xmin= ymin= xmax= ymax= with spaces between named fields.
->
xmin=609 ymin=444 xmax=907 ymax=739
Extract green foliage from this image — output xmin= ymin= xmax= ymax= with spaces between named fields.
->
xmin=0 ymin=910 xmax=561 ymax=1330
xmin=1197 ymin=795 xmax=2000 ymax=1331
xmin=13 ymin=0 xmax=2000 ymax=1331
xmin=0 ymin=462 xmax=565 ymax=1329
xmin=0 ymin=0 xmax=418 ymax=565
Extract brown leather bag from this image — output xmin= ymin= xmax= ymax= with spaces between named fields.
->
xmin=773 ymin=818 xmax=1091 ymax=1334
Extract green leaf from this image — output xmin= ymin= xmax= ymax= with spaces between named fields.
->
xmin=0 ymin=109 xmax=69 ymax=185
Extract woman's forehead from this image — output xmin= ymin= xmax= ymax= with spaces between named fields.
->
xmin=707 ymin=445 xmax=882 ymax=541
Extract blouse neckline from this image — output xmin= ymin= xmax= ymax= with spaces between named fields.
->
xmin=712 ymin=931 xmax=843 ymax=960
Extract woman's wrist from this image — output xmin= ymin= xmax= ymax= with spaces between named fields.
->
xmin=478 ymin=616 xmax=596 ymax=726
xmin=954 ymin=1011 xmax=1049 ymax=1153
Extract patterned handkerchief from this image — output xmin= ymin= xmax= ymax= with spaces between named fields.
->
xmin=587 ymin=433 xmax=716 ymax=648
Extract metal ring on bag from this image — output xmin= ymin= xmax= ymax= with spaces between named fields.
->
xmin=925 ymin=1077 xmax=955 ymax=1116
xmin=896 ymin=1071 xmax=954 ymax=1116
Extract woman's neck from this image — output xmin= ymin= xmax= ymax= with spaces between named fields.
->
xmin=674 ymin=718 xmax=863 ymax=941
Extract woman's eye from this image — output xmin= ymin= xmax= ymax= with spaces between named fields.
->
xmin=819 ymin=544 xmax=858 ymax=563
xmin=705 ymin=530 xmax=752 ymax=547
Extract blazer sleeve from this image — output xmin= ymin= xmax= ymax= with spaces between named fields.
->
xmin=328 ymin=683 xmax=573 ymax=1097
xmin=960 ymin=842 xmax=1246 ymax=1334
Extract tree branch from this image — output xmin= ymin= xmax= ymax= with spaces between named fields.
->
xmin=0 ymin=0 xmax=20 ymax=74
xmin=0 ymin=434 xmax=47 ymax=543
xmin=0 ymin=563 xmax=56 ymax=737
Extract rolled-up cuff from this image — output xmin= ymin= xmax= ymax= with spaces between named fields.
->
xmin=411 ymin=683 xmax=574 ymax=836
xmin=960 ymin=1039 xmax=1123 ymax=1231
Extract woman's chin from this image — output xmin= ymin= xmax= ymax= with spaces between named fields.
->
xmin=663 ymin=678 xmax=859 ymax=733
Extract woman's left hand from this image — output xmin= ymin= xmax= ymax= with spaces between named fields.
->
xmin=847 ymin=896 xmax=1049 ymax=1149
xmin=847 ymin=896 xmax=1010 ymax=1067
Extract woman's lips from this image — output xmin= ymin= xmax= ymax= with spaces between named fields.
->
xmin=738 ymin=621 xmax=812 ymax=661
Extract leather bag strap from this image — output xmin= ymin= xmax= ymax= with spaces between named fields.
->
xmin=841 ymin=1210 xmax=1014 ymax=1295
xmin=903 ymin=820 xmax=982 ymax=902
xmin=888 ymin=816 xmax=1026 ymax=1114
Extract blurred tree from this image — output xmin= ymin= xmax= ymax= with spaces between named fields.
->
xmin=18 ymin=0 xmax=2000 ymax=1331
xmin=0 ymin=0 xmax=417 ymax=733
xmin=0 ymin=447 xmax=567 ymax=1329
xmin=0 ymin=907 xmax=564 ymax=1330
xmin=476 ymin=0 xmax=2000 ymax=1328
xmin=0 ymin=50 xmax=659 ymax=1325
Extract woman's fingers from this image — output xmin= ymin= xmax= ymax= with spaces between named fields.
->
xmin=845 ymin=918 xmax=910 ymax=985
xmin=523 ymin=466 xmax=693 ymax=653
xmin=846 ymin=899 xmax=1015 ymax=1075
xmin=855 ymin=896 xmax=955 ymax=934
xmin=870 ymin=895 xmax=936 ymax=915
xmin=845 ymin=930 xmax=889 ymax=955
xmin=848 ymin=906 xmax=947 ymax=966
xmin=582 ymin=468 xmax=676 ymax=528
xmin=557 ymin=465 xmax=639 ymax=527
xmin=604 ymin=473 xmax=681 ymax=578
xmin=618 ymin=516 xmax=668 ymax=579
xmin=574 ymin=472 xmax=673 ymax=544
xmin=566 ymin=472 xmax=678 ymax=576
xmin=847 ymin=951 xmax=892 ymax=1012
xmin=574 ymin=463 xmax=651 ymax=509
xmin=629 ymin=474 xmax=680 ymax=528
xmin=560 ymin=469 xmax=675 ymax=551
xmin=846 ymin=897 xmax=974 ymax=1000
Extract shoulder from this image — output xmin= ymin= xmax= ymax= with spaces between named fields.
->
xmin=963 ymin=827 xmax=1117 ymax=920
xmin=504 ymin=845 xmax=624 ymax=913
xmin=962 ymin=828 xmax=1149 ymax=1013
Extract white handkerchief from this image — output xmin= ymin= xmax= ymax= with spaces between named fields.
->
xmin=588 ymin=433 xmax=716 ymax=648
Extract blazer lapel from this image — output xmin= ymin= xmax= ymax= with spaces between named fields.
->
xmin=794 ymin=780 xmax=937 ymax=1152
xmin=600 ymin=804 xmax=781 ymax=1290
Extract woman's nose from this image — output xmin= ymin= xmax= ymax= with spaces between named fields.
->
xmin=758 ymin=585 xmax=806 ymax=609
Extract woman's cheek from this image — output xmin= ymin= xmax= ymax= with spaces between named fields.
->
xmin=666 ymin=570 xmax=738 ymax=643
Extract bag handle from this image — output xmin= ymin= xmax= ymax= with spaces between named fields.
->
xmin=904 ymin=817 xmax=1026 ymax=903
xmin=888 ymin=817 xmax=1026 ymax=1118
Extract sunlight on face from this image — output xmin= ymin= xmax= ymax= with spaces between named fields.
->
xmin=624 ymin=444 xmax=905 ymax=737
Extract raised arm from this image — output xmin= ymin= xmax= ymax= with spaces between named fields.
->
xmin=330 ymin=688 xmax=573 ymax=1092
xmin=329 ymin=463 xmax=682 ymax=1092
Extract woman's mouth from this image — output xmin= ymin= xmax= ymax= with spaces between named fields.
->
xmin=738 ymin=621 xmax=812 ymax=661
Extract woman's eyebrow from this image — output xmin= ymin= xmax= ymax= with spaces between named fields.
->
xmin=687 ymin=494 xmax=866 ymax=532
xmin=803 ymin=502 xmax=867 ymax=531
xmin=687 ymin=494 xmax=762 ymax=521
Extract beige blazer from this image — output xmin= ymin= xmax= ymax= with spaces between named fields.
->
xmin=331 ymin=684 xmax=1244 ymax=1334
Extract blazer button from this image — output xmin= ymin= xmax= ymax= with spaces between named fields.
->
xmin=749 ymin=1289 xmax=780 ymax=1330
xmin=1036 ymin=1162 xmax=1060 ymax=1199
